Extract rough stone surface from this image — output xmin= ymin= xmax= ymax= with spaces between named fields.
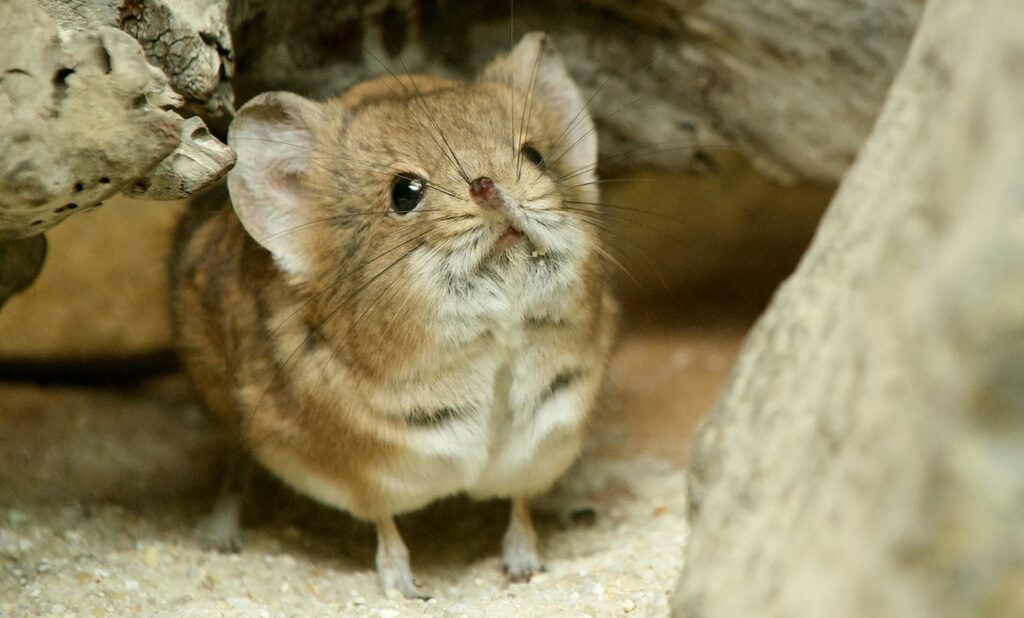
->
xmin=0 ymin=0 xmax=179 ymax=239
xmin=231 ymin=0 xmax=919 ymax=181
xmin=125 ymin=116 xmax=235 ymax=200
xmin=0 ymin=0 xmax=233 ymax=240
xmin=119 ymin=0 xmax=235 ymax=116
xmin=39 ymin=0 xmax=235 ymax=115
xmin=673 ymin=0 xmax=1024 ymax=616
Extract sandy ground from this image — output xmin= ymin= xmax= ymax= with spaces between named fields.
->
xmin=0 ymin=310 xmax=744 ymax=617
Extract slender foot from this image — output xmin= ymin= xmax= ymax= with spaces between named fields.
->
xmin=197 ymin=452 xmax=253 ymax=553
xmin=375 ymin=518 xmax=430 ymax=600
xmin=502 ymin=497 xmax=544 ymax=583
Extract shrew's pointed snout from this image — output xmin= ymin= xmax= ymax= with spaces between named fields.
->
xmin=469 ymin=176 xmax=497 ymax=207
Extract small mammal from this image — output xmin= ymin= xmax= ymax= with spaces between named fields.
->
xmin=171 ymin=32 xmax=617 ymax=599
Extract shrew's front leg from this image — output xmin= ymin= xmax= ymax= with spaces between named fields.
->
xmin=197 ymin=451 xmax=253 ymax=553
xmin=502 ymin=497 xmax=544 ymax=582
xmin=376 ymin=517 xmax=430 ymax=599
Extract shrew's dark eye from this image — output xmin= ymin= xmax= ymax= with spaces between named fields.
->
xmin=522 ymin=144 xmax=545 ymax=169
xmin=391 ymin=173 xmax=426 ymax=214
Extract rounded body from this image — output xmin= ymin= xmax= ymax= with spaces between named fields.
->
xmin=172 ymin=198 xmax=617 ymax=520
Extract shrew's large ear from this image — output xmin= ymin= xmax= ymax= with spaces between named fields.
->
xmin=227 ymin=91 xmax=324 ymax=276
xmin=480 ymin=32 xmax=597 ymax=176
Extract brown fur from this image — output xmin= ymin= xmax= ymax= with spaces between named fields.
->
xmin=171 ymin=32 xmax=617 ymax=595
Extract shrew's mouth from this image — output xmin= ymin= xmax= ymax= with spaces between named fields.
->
xmin=493 ymin=226 xmax=524 ymax=253
xmin=485 ymin=224 xmax=550 ymax=261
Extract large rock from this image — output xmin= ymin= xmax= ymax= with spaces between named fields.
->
xmin=0 ymin=0 xmax=234 ymax=241
xmin=673 ymin=0 xmax=1024 ymax=616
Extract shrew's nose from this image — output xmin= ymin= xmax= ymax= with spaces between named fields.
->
xmin=469 ymin=176 xmax=497 ymax=206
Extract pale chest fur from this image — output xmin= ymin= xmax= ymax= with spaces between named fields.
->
xmin=251 ymin=250 xmax=615 ymax=519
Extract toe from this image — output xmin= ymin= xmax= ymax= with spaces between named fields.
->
xmin=503 ymin=559 xmax=545 ymax=583
xmin=196 ymin=525 xmax=242 ymax=553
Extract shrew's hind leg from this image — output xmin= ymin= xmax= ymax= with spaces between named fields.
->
xmin=376 ymin=517 xmax=430 ymax=600
xmin=197 ymin=451 xmax=253 ymax=553
xmin=502 ymin=497 xmax=544 ymax=582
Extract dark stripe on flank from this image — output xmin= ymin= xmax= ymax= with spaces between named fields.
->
xmin=524 ymin=314 xmax=566 ymax=329
xmin=537 ymin=369 xmax=584 ymax=408
xmin=404 ymin=406 xmax=466 ymax=428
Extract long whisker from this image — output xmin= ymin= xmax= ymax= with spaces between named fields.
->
xmin=231 ymin=136 xmax=465 ymax=200
xmin=262 ymin=214 xmax=467 ymax=334
xmin=248 ymin=209 xmax=438 ymax=247
xmin=397 ymin=57 xmax=473 ymax=184
xmin=563 ymin=201 xmax=688 ymax=226
xmin=231 ymin=136 xmax=393 ymax=173
xmin=589 ymin=236 xmax=641 ymax=290
xmin=292 ymin=244 xmax=421 ymax=428
xmin=516 ymin=43 xmax=545 ymax=181
xmin=566 ymin=212 xmax=669 ymax=288
xmin=546 ymin=91 xmax=649 ymax=169
xmin=304 ymin=156 xmax=463 ymax=200
xmin=542 ymin=55 xmax=661 ymax=168
xmin=247 ymin=234 xmax=431 ymax=431
xmin=553 ymin=142 xmax=733 ymax=187
xmin=544 ymin=73 xmax=612 ymax=165
xmin=563 ymin=178 xmax=687 ymax=190
xmin=362 ymin=51 xmax=470 ymax=185
xmin=509 ymin=0 xmax=516 ymax=167
xmin=564 ymin=206 xmax=687 ymax=246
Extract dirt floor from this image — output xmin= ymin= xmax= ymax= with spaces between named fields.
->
xmin=0 ymin=302 xmax=748 ymax=617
